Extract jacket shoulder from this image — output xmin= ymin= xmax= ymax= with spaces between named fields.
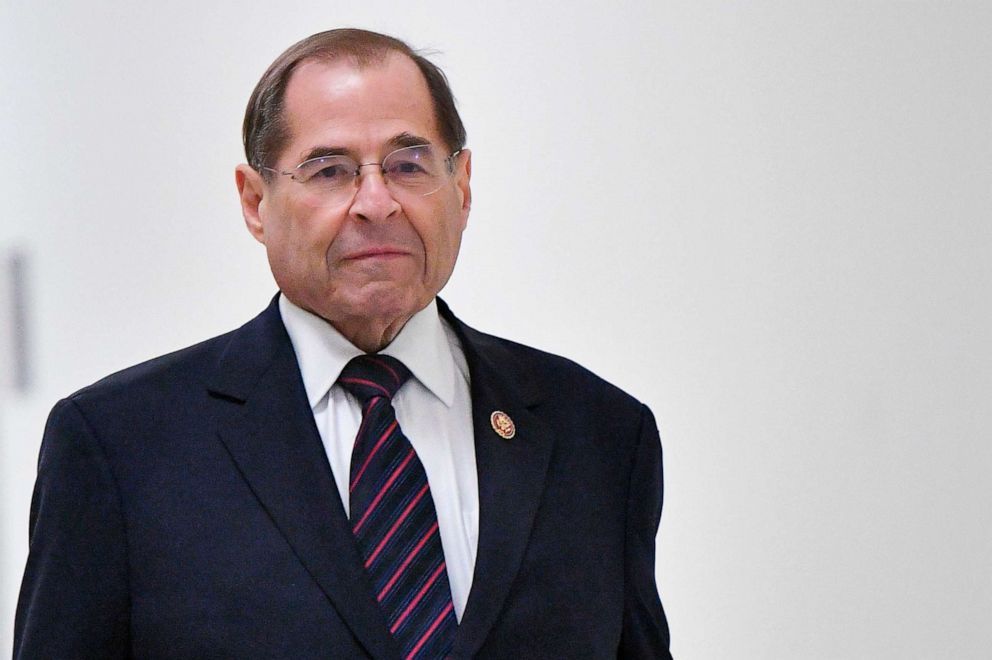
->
xmin=452 ymin=314 xmax=648 ymax=417
xmin=64 ymin=329 xmax=235 ymax=410
xmin=65 ymin=297 xmax=285 ymax=411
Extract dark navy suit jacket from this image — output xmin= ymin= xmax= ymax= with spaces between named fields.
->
xmin=14 ymin=296 xmax=672 ymax=659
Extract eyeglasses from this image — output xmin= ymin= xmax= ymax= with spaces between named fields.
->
xmin=258 ymin=144 xmax=462 ymax=205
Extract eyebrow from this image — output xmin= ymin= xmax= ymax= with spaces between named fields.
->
xmin=387 ymin=132 xmax=433 ymax=150
xmin=298 ymin=146 xmax=350 ymax=163
xmin=297 ymin=132 xmax=434 ymax=164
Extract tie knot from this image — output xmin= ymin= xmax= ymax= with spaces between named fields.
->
xmin=338 ymin=354 xmax=412 ymax=403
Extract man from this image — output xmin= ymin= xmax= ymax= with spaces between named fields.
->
xmin=15 ymin=29 xmax=672 ymax=659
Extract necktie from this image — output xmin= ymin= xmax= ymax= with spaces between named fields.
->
xmin=338 ymin=354 xmax=456 ymax=660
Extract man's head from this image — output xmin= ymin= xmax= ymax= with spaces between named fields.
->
xmin=235 ymin=29 xmax=472 ymax=352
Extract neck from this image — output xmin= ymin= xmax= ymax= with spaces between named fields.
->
xmin=331 ymin=312 xmax=414 ymax=353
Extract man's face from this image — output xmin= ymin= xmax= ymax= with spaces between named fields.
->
xmin=237 ymin=54 xmax=471 ymax=347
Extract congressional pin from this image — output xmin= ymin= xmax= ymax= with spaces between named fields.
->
xmin=490 ymin=410 xmax=516 ymax=439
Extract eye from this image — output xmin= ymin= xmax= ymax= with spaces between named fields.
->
xmin=386 ymin=159 xmax=427 ymax=176
xmin=314 ymin=164 xmax=350 ymax=179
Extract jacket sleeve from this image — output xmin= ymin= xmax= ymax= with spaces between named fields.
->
xmin=13 ymin=398 xmax=131 ymax=659
xmin=618 ymin=404 xmax=674 ymax=659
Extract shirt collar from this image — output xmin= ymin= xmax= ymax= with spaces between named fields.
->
xmin=278 ymin=295 xmax=457 ymax=409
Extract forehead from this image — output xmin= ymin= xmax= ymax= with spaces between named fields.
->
xmin=279 ymin=53 xmax=439 ymax=162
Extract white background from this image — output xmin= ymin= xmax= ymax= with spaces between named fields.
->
xmin=2 ymin=2 xmax=990 ymax=658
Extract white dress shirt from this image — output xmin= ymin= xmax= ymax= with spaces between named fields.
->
xmin=278 ymin=295 xmax=478 ymax=621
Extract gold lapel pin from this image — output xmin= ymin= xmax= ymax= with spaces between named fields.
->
xmin=490 ymin=410 xmax=516 ymax=439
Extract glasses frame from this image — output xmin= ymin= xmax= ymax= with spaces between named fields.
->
xmin=256 ymin=145 xmax=464 ymax=200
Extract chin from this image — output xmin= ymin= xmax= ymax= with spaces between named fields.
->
xmin=343 ymin=285 xmax=428 ymax=322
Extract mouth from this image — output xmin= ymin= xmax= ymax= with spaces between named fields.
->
xmin=343 ymin=246 xmax=410 ymax=261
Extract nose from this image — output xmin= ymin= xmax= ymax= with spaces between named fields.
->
xmin=348 ymin=165 xmax=401 ymax=222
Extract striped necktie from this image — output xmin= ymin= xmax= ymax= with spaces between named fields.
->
xmin=338 ymin=354 xmax=456 ymax=660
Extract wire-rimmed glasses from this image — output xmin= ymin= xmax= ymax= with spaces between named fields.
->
xmin=258 ymin=144 xmax=462 ymax=205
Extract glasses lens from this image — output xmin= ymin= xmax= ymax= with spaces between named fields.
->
xmin=294 ymin=155 xmax=358 ymax=188
xmin=383 ymin=145 xmax=445 ymax=195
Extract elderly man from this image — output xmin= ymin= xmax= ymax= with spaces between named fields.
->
xmin=15 ymin=29 xmax=673 ymax=659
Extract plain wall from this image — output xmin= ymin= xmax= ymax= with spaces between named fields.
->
xmin=2 ymin=1 xmax=990 ymax=658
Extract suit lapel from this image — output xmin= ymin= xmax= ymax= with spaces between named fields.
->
xmin=439 ymin=302 xmax=557 ymax=659
xmin=206 ymin=297 xmax=399 ymax=660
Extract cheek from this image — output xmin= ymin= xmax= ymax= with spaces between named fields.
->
xmin=280 ymin=205 xmax=344 ymax=260
xmin=441 ymin=201 xmax=468 ymax=259
xmin=427 ymin=221 xmax=466 ymax=284
xmin=420 ymin=198 xmax=467 ymax=260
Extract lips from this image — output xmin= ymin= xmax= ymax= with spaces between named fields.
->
xmin=343 ymin=246 xmax=410 ymax=261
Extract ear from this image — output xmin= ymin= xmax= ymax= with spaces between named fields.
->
xmin=235 ymin=164 xmax=267 ymax=244
xmin=454 ymin=149 xmax=472 ymax=228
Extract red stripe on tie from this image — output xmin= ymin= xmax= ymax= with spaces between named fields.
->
xmin=365 ymin=483 xmax=430 ymax=568
xmin=390 ymin=560 xmax=447 ymax=633
xmin=350 ymin=420 xmax=399 ymax=493
xmin=369 ymin=356 xmax=402 ymax=385
xmin=353 ymin=449 xmax=415 ymax=534
xmin=340 ymin=377 xmax=392 ymax=398
xmin=404 ymin=601 xmax=454 ymax=660
xmin=352 ymin=398 xmax=381 ymax=447
xmin=377 ymin=521 xmax=439 ymax=602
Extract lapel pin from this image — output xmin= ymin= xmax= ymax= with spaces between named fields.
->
xmin=490 ymin=410 xmax=516 ymax=439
